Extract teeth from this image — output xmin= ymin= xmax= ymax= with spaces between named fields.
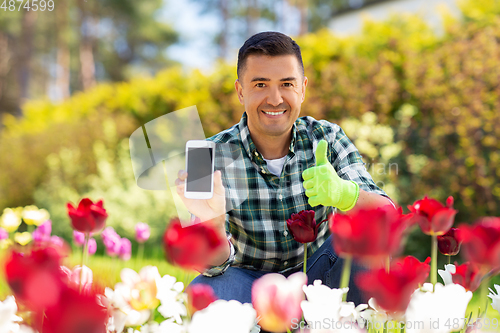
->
xmin=263 ymin=111 xmax=285 ymax=115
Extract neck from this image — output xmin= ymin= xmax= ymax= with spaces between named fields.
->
xmin=250 ymin=131 xmax=291 ymax=160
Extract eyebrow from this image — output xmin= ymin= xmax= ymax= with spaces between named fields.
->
xmin=250 ymin=77 xmax=298 ymax=82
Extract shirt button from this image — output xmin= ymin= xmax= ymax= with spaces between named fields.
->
xmin=283 ymin=230 xmax=288 ymax=236
xmin=279 ymin=194 xmax=283 ymax=200
xmin=261 ymin=168 xmax=266 ymax=174
xmin=254 ymin=151 xmax=259 ymax=157
xmin=284 ymin=261 xmax=288 ymax=266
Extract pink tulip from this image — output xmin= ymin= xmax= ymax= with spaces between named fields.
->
xmin=60 ymin=265 xmax=93 ymax=294
xmin=119 ymin=238 xmax=132 ymax=261
xmin=252 ymin=272 xmax=307 ymax=332
xmin=0 ymin=227 xmax=7 ymax=240
xmin=101 ymin=227 xmax=121 ymax=257
xmin=38 ymin=220 xmax=52 ymax=235
xmin=50 ymin=236 xmax=65 ymax=248
xmin=73 ymin=230 xmax=86 ymax=246
xmin=33 ymin=220 xmax=52 ymax=243
xmin=87 ymin=238 xmax=97 ymax=255
xmin=32 ymin=229 xmax=48 ymax=243
xmin=135 ymin=222 xmax=150 ymax=243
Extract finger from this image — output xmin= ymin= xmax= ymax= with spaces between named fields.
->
xmin=176 ymin=182 xmax=185 ymax=196
xmin=175 ymin=177 xmax=185 ymax=186
xmin=303 ymin=179 xmax=314 ymax=189
xmin=305 ymin=188 xmax=317 ymax=198
xmin=213 ymin=170 xmax=225 ymax=196
xmin=315 ymin=140 xmax=329 ymax=166
xmin=302 ymin=167 xmax=316 ymax=181
xmin=308 ymin=196 xmax=322 ymax=207
xmin=177 ymin=169 xmax=187 ymax=180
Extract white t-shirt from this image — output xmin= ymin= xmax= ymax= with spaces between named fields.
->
xmin=263 ymin=156 xmax=287 ymax=177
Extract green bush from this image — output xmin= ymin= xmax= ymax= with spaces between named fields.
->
xmin=33 ymin=119 xmax=177 ymax=245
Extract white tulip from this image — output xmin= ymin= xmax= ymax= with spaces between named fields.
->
xmin=0 ymin=296 xmax=22 ymax=333
xmin=406 ymin=283 xmax=472 ymax=333
xmin=437 ymin=264 xmax=456 ymax=286
xmin=156 ymin=274 xmax=186 ymax=324
xmin=189 ymin=300 xmax=257 ymax=333
xmin=301 ymin=280 xmax=367 ymax=332
xmin=488 ymin=284 xmax=500 ymax=314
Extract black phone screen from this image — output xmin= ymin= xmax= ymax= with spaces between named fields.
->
xmin=186 ymin=147 xmax=213 ymax=192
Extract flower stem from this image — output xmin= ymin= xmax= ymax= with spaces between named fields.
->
xmin=303 ymin=244 xmax=308 ymax=275
xmin=431 ymin=235 xmax=437 ymax=291
xmin=447 ymin=256 xmax=451 ymax=265
xmin=340 ymin=255 xmax=352 ymax=302
xmin=479 ymin=275 xmax=490 ymax=318
xmin=287 ymin=328 xmax=292 ymax=333
xmin=80 ymin=232 xmax=89 ymax=293
xmin=138 ymin=243 xmax=145 ymax=264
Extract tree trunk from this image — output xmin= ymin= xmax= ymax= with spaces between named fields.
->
xmin=0 ymin=32 xmax=11 ymax=103
xmin=55 ymin=0 xmax=70 ymax=99
xmin=246 ymin=0 xmax=259 ymax=38
xmin=298 ymin=0 xmax=308 ymax=35
xmin=17 ymin=10 xmax=37 ymax=115
xmin=78 ymin=0 xmax=96 ymax=91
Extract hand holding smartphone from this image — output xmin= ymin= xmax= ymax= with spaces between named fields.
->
xmin=184 ymin=140 xmax=216 ymax=199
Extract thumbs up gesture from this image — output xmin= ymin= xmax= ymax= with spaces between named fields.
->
xmin=302 ymin=140 xmax=360 ymax=211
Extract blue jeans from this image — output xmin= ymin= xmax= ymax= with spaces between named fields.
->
xmin=189 ymin=234 xmax=367 ymax=305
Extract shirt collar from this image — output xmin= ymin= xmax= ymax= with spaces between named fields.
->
xmin=238 ymin=112 xmax=298 ymax=158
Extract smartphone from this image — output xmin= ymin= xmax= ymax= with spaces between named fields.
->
xmin=184 ymin=140 xmax=216 ymax=199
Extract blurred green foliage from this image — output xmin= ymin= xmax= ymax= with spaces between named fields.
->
xmin=0 ymin=0 xmax=499 ymax=255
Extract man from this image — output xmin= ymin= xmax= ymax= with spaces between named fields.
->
xmin=176 ymin=31 xmax=393 ymax=306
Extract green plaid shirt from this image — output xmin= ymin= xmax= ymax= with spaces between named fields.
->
xmin=202 ymin=112 xmax=388 ymax=277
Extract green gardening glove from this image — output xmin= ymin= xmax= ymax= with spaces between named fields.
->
xmin=302 ymin=140 xmax=360 ymax=211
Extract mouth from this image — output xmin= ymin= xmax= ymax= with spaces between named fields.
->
xmin=261 ymin=110 xmax=286 ymax=116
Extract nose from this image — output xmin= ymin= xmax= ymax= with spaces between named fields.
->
xmin=266 ymin=85 xmax=283 ymax=107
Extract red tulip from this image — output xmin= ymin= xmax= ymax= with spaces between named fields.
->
xmin=186 ymin=284 xmax=218 ymax=315
xmin=286 ymin=210 xmax=325 ymax=243
xmin=452 ymin=262 xmax=484 ymax=292
xmin=329 ymin=205 xmax=409 ymax=265
xmin=356 ymin=256 xmax=431 ymax=313
xmin=41 ymin=287 xmax=108 ymax=333
xmin=163 ymin=218 xmax=225 ymax=271
xmin=458 ymin=217 xmax=500 ymax=270
xmin=4 ymin=246 xmax=67 ymax=311
xmin=407 ymin=196 xmax=457 ymax=236
xmin=437 ymin=227 xmax=462 ymax=256
xmin=67 ymin=198 xmax=108 ymax=234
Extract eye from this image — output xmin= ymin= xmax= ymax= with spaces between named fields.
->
xmin=255 ymin=83 xmax=266 ymax=88
xmin=282 ymin=82 xmax=293 ymax=87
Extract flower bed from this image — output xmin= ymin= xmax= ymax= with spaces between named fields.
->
xmin=1 ymin=196 xmax=500 ymax=332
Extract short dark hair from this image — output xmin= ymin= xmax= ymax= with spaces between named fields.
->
xmin=237 ymin=31 xmax=304 ymax=79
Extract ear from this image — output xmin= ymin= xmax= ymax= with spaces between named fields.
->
xmin=235 ymin=79 xmax=244 ymax=105
xmin=301 ymin=76 xmax=308 ymax=103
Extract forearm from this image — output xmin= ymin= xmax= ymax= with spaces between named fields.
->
xmin=206 ymin=214 xmax=231 ymax=267
xmin=347 ymin=189 xmax=396 ymax=214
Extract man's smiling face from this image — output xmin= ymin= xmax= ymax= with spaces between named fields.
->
xmin=235 ymin=54 xmax=308 ymax=140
